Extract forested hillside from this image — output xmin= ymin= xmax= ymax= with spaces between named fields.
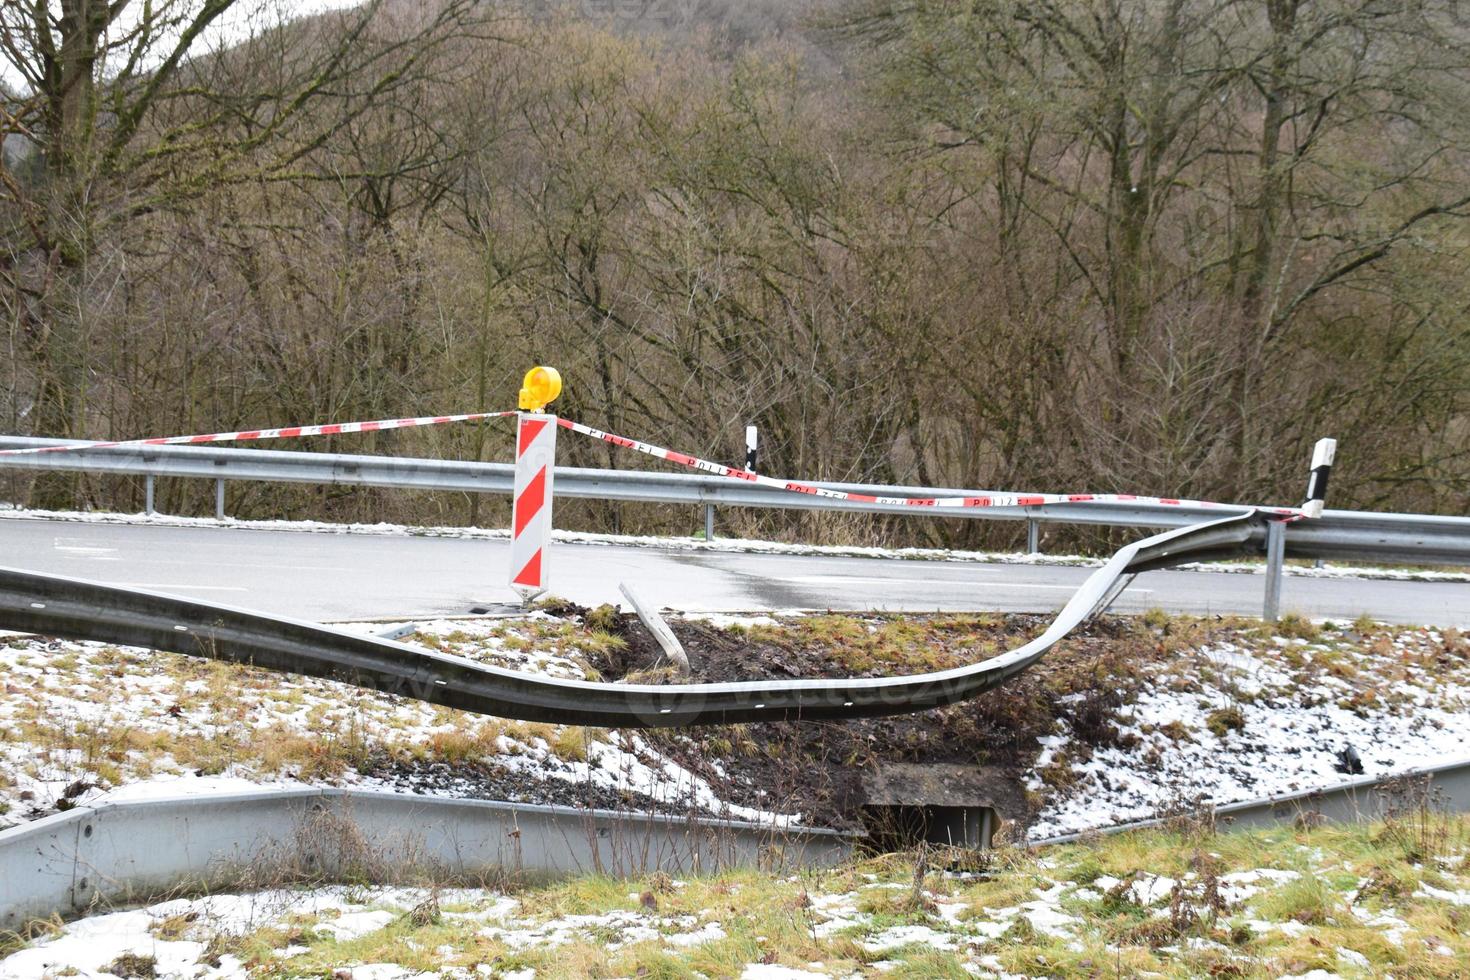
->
xmin=3 ymin=0 xmax=1467 ymax=547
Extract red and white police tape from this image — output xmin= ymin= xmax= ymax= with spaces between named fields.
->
xmin=0 ymin=407 xmax=1308 ymax=521
xmin=555 ymin=417 xmax=1304 ymax=518
xmin=1 ymin=405 xmax=1322 ymax=602
xmin=0 ymin=411 xmax=518 ymax=457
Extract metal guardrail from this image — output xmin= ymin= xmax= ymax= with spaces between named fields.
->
xmin=0 ymin=514 xmax=1261 ymax=727
xmin=0 ymin=788 xmax=854 ymax=929
xmin=1031 ymin=755 xmax=1470 ymax=847
xmin=2 ymin=436 xmax=1468 ymax=570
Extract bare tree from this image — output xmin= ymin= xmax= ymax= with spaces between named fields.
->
xmin=0 ymin=0 xmax=484 ymax=507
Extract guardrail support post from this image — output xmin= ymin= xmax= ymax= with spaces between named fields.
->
xmin=1026 ymin=518 xmax=1040 ymax=554
xmin=145 ymin=474 xmax=155 ymax=516
xmin=214 ymin=479 xmax=226 ymax=521
xmin=1263 ymin=520 xmax=1286 ymax=622
xmin=704 ymin=504 xmax=715 ymax=541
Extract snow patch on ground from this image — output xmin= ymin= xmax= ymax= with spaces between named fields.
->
xmin=1027 ymin=625 xmax=1470 ymax=839
xmin=3 ymin=841 xmax=1465 ymax=979
xmin=0 ymin=618 xmax=797 ymax=833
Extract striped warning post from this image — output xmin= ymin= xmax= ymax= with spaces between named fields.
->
xmin=509 ymin=412 xmax=558 ymax=600
xmin=1301 ymin=437 xmax=1337 ymax=519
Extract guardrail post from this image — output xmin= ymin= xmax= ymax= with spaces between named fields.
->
xmin=1026 ymin=518 xmax=1040 ymax=554
xmin=1263 ymin=520 xmax=1286 ymax=622
xmin=145 ymin=474 xmax=155 ymax=516
xmin=214 ymin=479 xmax=226 ymax=520
xmin=704 ymin=503 xmax=715 ymax=541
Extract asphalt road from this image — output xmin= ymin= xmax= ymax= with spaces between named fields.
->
xmin=1 ymin=517 xmax=1466 ymax=626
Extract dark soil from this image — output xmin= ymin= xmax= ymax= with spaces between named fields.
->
xmin=580 ymin=610 xmax=1186 ymax=833
xmin=361 ymin=753 xmax=692 ymax=817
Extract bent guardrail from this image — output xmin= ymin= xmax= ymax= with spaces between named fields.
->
xmin=0 ymin=514 xmax=1259 ymax=726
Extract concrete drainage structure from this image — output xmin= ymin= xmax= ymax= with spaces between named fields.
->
xmin=860 ymin=764 xmax=1023 ymax=851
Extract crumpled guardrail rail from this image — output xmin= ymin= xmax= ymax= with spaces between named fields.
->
xmin=3 ymin=436 xmax=1467 ymax=565
xmin=0 ymin=513 xmax=1258 ymax=728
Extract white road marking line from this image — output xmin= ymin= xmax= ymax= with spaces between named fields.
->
xmin=54 ymin=539 xmax=119 ymax=558
xmin=107 ymin=583 xmax=249 ymax=592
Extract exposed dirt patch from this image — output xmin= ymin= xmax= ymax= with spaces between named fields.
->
xmin=360 ymin=754 xmax=685 ymax=816
xmin=584 ymin=610 xmax=1222 ymax=832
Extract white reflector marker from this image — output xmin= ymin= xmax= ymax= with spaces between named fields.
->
xmin=509 ymin=367 xmax=563 ymax=602
xmin=745 ymin=424 xmax=758 ymax=473
xmin=1301 ymin=437 xmax=1337 ymax=519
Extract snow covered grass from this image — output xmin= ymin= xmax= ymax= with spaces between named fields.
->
xmin=0 ymin=616 xmax=795 ymax=833
xmin=1025 ymin=615 xmax=1470 ymax=839
xmin=5 ymin=814 xmax=1469 ymax=979
xmin=4 ymin=608 xmax=1467 ymax=847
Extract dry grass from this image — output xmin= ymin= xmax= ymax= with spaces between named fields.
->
xmin=12 ymin=813 xmax=1464 ymax=979
xmin=0 ymin=619 xmax=635 ymax=824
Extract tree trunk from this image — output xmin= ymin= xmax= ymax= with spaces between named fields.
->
xmin=23 ymin=0 xmax=108 ymax=509
xmin=1231 ymin=0 xmax=1298 ymax=483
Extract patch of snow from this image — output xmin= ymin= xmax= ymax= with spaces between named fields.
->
xmin=1415 ymin=882 xmax=1470 ymax=906
xmin=0 ymin=622 xmax=799 ymax=832
xmin=1101 ymin=873 xmax=1176 ymax=906
xmin=340 ymin=967 xmax=437 ymax=980
xmin=682 ymin=613 xmax=784 ymax=629
xmin=1359 ymin=910 xmax=1411 ymax=946
xmin=860 ymin=924 xmax=960 ymax=953
xmin=1027 ymin=624 xmax=1470 ymax=839
xmin=0 ymin=887 xmax=456 ymax=980
xmin=1185 ymin=560 xmax=1470 ymax=584
xmin=1244 ymin=918 xmax=1311 ymax=938
xmin=0 ymin=908 xmax=206 ymax=980
xmin=1217 ymin=868 xmax=1301 ymax=904
xmin=665 ymin=922 xmax=726 ymax=947
xmin=317 ymin=910 xmax=398 ymax=940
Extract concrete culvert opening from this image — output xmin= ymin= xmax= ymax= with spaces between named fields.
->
xmin=858 ymin=763 xmax=1022 ymax=851
xmin=859 ymin=803 xmax=1000 ymax=851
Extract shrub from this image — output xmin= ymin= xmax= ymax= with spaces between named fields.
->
xmin=1277 ymin=614 xmax=1320 ymax=641
xmin=1205 ymin=707 xmax=1245 ymax=738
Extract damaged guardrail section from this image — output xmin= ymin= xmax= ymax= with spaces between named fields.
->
xmin=0 ymin=513 xmax=1261 ymax=728
xmin=0 ymin=789 xmax=854 ymax=930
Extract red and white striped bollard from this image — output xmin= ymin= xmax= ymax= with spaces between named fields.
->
xmin=508 ymin=367 xmax=563 ymax=602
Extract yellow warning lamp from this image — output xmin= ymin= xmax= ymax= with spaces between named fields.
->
xmin=518 ymin=366 xmax=563 ymax=413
